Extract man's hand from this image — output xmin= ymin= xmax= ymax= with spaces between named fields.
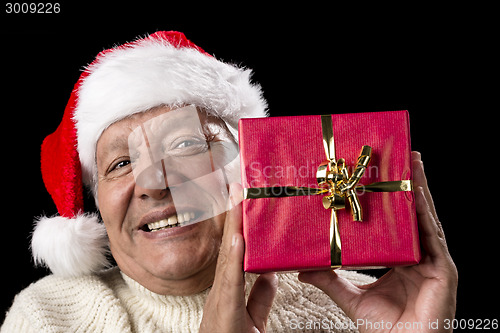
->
xmin=298 ymin=152 xmax=458 ymax=333
xmin=200 ymin=183 xmax=278 ymax=333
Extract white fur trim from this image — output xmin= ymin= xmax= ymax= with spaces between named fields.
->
xmin=74 ymin=37 xmax=268 ymax=186
xmin=31 ymin=214 xmax=110 ymax=277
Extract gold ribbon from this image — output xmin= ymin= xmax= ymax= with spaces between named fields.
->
xmin=243 ymin=115 xmax=413 ymax=267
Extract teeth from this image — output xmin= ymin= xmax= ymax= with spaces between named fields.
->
xmin=157 ymin=219 xmax=168 ymax=228
xmin=167 ymin=215 xmax=177 ymax=225
xmin=177 ymin=213 xmax=184 ymax=223
xmin=147 ymin=211 xmax=196 ymax=231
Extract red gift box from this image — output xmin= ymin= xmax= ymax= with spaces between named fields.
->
xmin=239 ymin=111 xmax=421 ymax=273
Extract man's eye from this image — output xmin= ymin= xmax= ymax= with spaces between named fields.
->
xmin=175 ymin=140 xmax=196 ymax=148
xmin=110 ymin=160 xmax=131 ymax=172
xmin=166 ymin=136 xmax=209 ymax=157
xmin=172 ymin=138 xmax=208 ymax=151
xmin=116 ymin=160 xmax=131 ymax=168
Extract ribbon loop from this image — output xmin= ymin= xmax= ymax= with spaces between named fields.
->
xmin=318 ymin=145 xmax=372 ymax=222
xmin=338 ymin=146 xmax=372 ymax=193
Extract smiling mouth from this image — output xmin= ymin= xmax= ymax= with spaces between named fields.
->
xmin=140 ymin=211 xmax=198 ymax=232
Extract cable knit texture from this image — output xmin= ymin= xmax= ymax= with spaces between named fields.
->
xmin=2 ymin=268 xmax=375 ymax=332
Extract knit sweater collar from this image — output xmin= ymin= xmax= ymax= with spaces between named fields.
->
xmin=111 ymin=269 xmax=209 ymax=331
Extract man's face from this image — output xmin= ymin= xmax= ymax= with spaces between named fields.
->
xmin=96 ymin=105 xmax=238 ymax=295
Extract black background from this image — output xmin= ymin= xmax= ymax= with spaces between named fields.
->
xmin=1 ymin=2 xmax=496 ymax=329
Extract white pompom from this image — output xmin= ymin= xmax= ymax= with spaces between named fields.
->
xmin=31 ymin=214 xmax=110 ymax=277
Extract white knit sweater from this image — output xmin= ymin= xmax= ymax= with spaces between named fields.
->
xmin=1 ymin=267 xmax=375 ymax=332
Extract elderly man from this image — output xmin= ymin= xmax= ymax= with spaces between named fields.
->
xmin=2 ymin=31 xmax=457 ymax=332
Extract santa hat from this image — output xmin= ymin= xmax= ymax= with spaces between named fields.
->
xmin=32 ymin=31 xmax=267 ymax=277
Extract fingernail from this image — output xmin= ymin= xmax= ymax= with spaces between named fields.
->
xmin=229 ymin=186 xmax=236 ymax=207
xmin=231 ymin=234 xmax=237 ymax=247
xmin=417 ymin=186 xmax=427 ymax=204
xmin=226 ymin=184 xmax=235 ymax=210
xmin=229 ymin=183 xmax=243 ymax=207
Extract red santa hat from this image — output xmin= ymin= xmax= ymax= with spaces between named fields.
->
xmin=32 ymin=31 xmax=267 ymax=277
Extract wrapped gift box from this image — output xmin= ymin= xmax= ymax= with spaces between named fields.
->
xmin=239 ymin=111 xmax=421 ymax=273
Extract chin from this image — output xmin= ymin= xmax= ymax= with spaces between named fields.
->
xmin=144 ymin=235 xmax=220 ymax=280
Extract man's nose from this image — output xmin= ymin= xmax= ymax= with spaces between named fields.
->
xmin=134 ymin=161 xmax=169 ymax=200
xmin=135 ymin=185 xmax=168 ymax=201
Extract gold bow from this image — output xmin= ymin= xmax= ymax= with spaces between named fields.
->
xmin=243 ymin=115 xmax=413 ymax=267
xmin=317 ymin=115 xmax=371 ymax=264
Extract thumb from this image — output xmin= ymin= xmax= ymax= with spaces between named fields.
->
xmin=298 ymin=270 xmax=361 ymax=319
xmin=247 ymin=273 xmax=278 ymax=331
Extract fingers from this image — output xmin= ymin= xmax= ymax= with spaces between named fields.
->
xmin=415 ymin=186 xmax=449 ymax=260
xmin=224 ymin=182 xmax=244 ymax=241
xmin=412 ymin=151 xmax=438 ymax=220
xmin=298 ymin=270 xmax=361 ymax=319
xmin=415 ymin=185 xmax=458 ymax=296
xmin=200 ymin=183 xmax=247 ymax=332
xmin=412 ymin=152 xmax=450 ymax=259
xmin=207 ymin=183 xmax=277 ymax=332
xmin=213 ymin=183 xmax=246 ymax=305
xmin=218 ymin=183 xmax=244 ymax=268
xmin=247 ymin=273 xmax=278 ymax=331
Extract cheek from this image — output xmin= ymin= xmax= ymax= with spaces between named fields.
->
xmin=187 ymin=213 xmax=226 ymax=263
xmin=210 ymin=212 xmax=226 ymax=244
xmin=185 ymin=214 xmax=225 ymax=260
xmin=97 ymin=175 xmax=135 ymax=233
